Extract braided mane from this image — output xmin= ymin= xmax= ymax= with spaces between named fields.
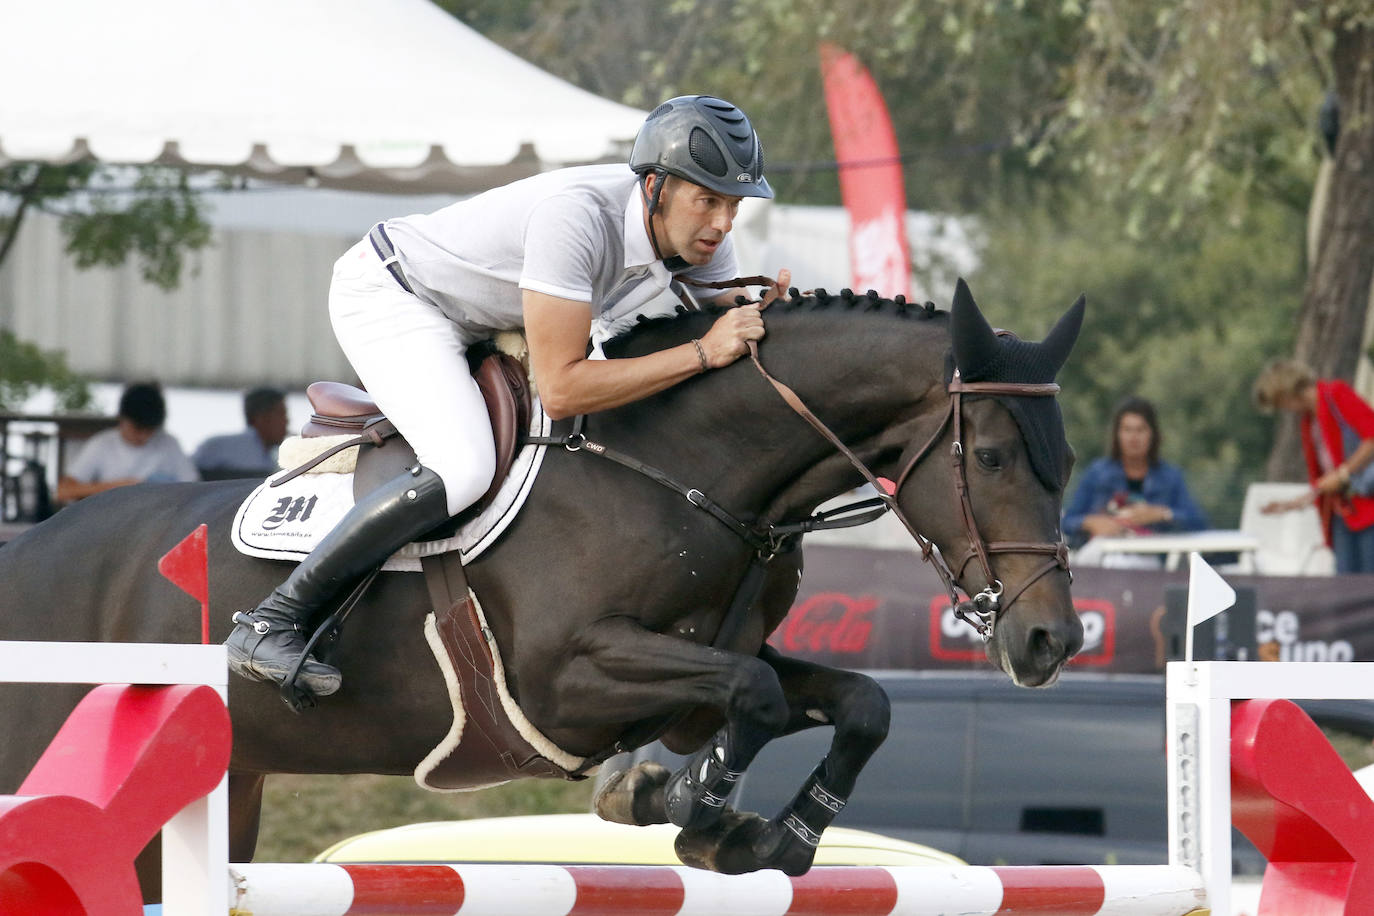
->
xmin=606 ymin=287 xmax=946 ymax=351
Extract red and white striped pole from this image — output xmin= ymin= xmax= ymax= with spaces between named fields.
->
xmin=229 ymin=862 xmax=1207 ymax=916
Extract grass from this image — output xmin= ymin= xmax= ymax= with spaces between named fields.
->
xmin=255 ymin=773 xmax=595 ymax=863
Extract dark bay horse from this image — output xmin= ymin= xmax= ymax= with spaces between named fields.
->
xmin=0 ymin=279 xmax=1083 ymax=890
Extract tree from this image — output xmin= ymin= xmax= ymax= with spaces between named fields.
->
xmin=1040 ymin=1 xmax=1374 ymax=480
xmin=444 ymin=0 xmax=1084 ymax=210
xmin=1 ymin=163 xmax=212 ymax=293
xmin=0 ymin=163 xmax=213 ymax=407
xmin=0 ymin=330 xmax=90 ymax=413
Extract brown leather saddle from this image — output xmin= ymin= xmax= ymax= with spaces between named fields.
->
xmin=278 ymin=348 xmax=532 ymax=532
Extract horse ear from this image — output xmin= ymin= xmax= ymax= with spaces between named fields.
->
xmin=950 ymin=277 xmax=1000 ymax=378
xmin=1040 ymin=294 xmax=1086 ymax=375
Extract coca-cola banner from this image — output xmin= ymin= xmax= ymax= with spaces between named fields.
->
xmin=768 ymin=544 xmax=1374 ymax=673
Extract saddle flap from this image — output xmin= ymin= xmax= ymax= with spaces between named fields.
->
xmin=474 ymin=352 xmax=533 ymax=507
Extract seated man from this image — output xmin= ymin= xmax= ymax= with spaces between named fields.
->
xmin=57 ymin=382 xmax=199 ymax=503
xmin=194 ymin=387 xmax=289 ymax=480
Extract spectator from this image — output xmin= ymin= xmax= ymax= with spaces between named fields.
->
xmin=56 ymin=382 xmax=198 ymax=503
xmin=1253 ymin=359 xmax=1374 ymax=574
xmin=1063 ymin=396 xmax=1208 ymax=559
xmin=193 ymin=387 xmax=289 ymax=480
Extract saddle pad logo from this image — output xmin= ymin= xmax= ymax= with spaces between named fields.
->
xmin=236 ymin=474 xmax=355 ymax=551
xmin=261 ymin=494 xmax=319 ymax=530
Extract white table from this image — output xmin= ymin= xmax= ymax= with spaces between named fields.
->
xmin=1079 ymin=529 xmax=1261 ymax=572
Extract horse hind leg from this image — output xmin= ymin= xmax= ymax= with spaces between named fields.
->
xmin=675 ymin=650 xmax=891 ymax=876
xmin=592 ymin=706 xmax=723 ymax=827
xmin=662 ymin=653 xmax=794 ymax=833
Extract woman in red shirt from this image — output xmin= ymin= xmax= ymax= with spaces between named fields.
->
xmin=1254 ymin=359 xmax=1374 ymax=573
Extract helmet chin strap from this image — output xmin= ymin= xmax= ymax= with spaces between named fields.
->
xmin=641 ymin=171 xmax=689 ymax=272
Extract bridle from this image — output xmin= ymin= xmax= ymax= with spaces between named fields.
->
xmin=674 ymin=275 xmax=1071 ymax=641
xmin=748 ymin=345 xmax=1071 ymax=641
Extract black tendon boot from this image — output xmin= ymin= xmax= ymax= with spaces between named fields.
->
xmin=226 ymin=464 xmax=450 ymax=696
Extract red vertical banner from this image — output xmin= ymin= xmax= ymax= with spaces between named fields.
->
xmin=158 ymin=523 xmax=210 ymax=644
xmin=819 ymin=42 xmax=912 ymax=298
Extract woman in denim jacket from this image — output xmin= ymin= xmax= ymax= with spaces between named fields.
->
xmin=1063 ymin=396 xmax=1208 ymax=550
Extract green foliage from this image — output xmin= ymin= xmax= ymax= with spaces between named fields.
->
xmin=1 ymin=162 xmax=212 ymax=404
xmin=973 ymin=194 xmax=1305 ymax=525
xmin=0 ymin=329 xmax=91 ymax=412
xmin=445 ymin=0 xmax=1085 ymax=208
xmin=1044 ymin=0 xmax=1364 ymax=235
xmin=54 ymin=167 xmax=213 ymax=292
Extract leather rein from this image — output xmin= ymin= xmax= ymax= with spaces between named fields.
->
xmin=677 ymin=276 xmax=1072 ymax=640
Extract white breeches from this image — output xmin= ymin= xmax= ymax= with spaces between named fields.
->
xmin=328 ymin=239 xmax=496 ymax=517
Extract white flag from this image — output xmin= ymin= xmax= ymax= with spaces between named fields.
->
xmin=1185 ymin=553 xmax=1237 ymax=663
xmin=1187 ymin=552 xmax=1237 ymax=626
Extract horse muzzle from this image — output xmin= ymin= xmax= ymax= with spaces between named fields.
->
xmin=989 ymin=593 xmax=1083 ymax=688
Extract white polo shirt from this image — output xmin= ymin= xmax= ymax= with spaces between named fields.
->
xmin=382 ymin=164 xmax=740 ymax=345
xmin=67 ymin=428 xmax=199 ymax=485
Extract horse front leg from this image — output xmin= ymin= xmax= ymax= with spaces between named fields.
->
xmin=546 ymin=616 xmax=790 ymax=833
xmin=673 ymin=645 xmax=891 ymax=876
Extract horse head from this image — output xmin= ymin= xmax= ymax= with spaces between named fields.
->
xmin=896 ymin=279 xmax=1084 ymax=686
xmin=598 ymin=281 xmax=1084 ymax=688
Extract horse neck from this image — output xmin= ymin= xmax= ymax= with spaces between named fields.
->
xmin=602 ymin=310 xmax=952 ymax=519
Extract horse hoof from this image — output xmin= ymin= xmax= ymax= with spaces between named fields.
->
xmin=593 ymin=762 xmax=670 ymax=825
xmin=674 ymin=809 xmax=775 ymax=874
xmin=750 ymin=819 xmax=819 ymax=877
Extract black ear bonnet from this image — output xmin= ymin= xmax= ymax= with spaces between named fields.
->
xmin=947 ymin=278 xmax=1085 ymax=490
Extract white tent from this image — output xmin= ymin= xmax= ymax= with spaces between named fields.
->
xmin=0 ymin=0 xmax=647 ymax=193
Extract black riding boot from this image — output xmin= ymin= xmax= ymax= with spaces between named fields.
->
xmin=226 ymin=464 xmax=450 ymax=696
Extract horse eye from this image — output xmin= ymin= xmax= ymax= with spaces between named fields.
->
xmin=975 ymin=448 xmax=1002 ymax=470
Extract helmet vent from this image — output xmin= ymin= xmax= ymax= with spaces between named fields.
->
xmin=688 ymin=127 xmax=729 ymax=177
xmin=647 ymin=102 xmax=675 ymax=121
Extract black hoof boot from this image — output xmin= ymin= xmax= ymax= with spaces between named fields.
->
xmin=665 ymin=734 xmax=742 ymax=830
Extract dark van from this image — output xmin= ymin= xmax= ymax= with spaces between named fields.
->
xmin=594 ymin=670 xmax=1374 ymax=872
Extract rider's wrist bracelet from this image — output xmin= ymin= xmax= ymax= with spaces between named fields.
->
xmin=692 ymin=339 xmax=709 ymax=373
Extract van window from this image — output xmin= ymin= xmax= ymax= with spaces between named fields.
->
xmin=969 ymin=699 xmax=1166 ymax=843
xmin=734 ymin=698 xmax=975 ymax=831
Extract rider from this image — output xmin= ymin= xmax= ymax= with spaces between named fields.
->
xmin=225 ymin=95 xmax=792 ymax=697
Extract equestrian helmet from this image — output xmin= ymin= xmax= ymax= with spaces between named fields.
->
xmin=630 ymin=95 xmax=773 ymax=199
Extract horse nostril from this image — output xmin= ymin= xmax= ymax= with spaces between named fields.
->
xmin=1029 ymin=620 xmax=1082 ymax=666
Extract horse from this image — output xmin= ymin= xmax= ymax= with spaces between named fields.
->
xmin=0 ymin=279 xmax=1084 ymax=897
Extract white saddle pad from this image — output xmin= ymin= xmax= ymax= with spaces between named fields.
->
xmin=231 ymin=399 xmax=551 ymax=571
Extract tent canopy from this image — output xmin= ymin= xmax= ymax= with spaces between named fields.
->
xmin=1 ymin=0 xmax=647 ymax=193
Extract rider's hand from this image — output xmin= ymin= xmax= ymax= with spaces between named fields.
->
xmin=699 ymin=304 xmax=764 ymax=368
xmin=758 ymin=268 xmax=792 ymax=310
